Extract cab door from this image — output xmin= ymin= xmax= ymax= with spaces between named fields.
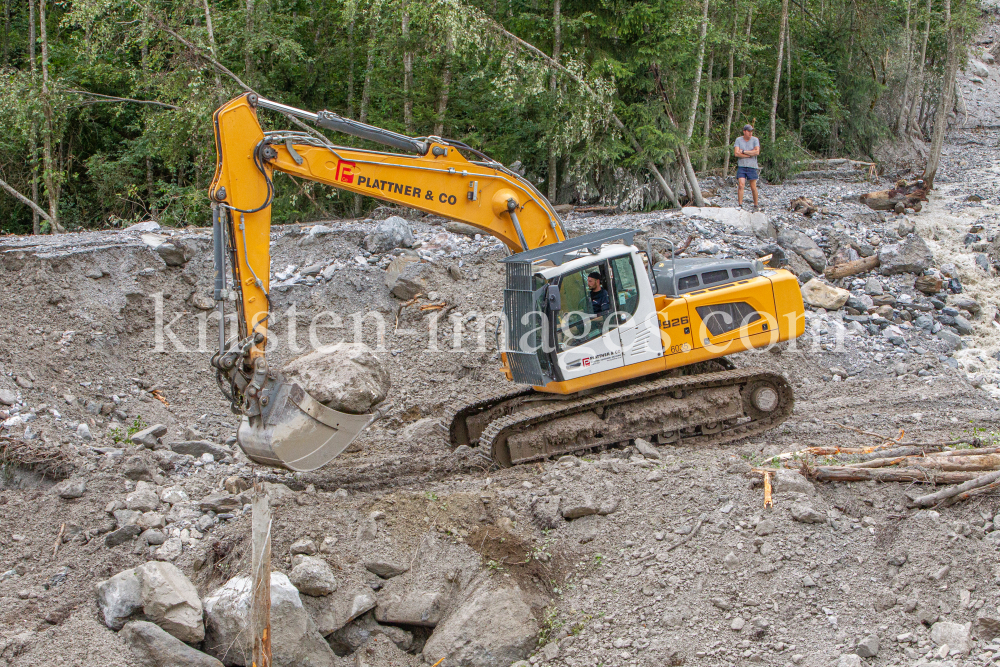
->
xmin=609 ymin=253 xmax=663 ymax=366
xmin=554 ymin=262 xmax=625 ymax=380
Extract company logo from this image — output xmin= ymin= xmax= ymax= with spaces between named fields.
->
xmin=582 ymin=357 xmax=591 ymax=367
xmin=335 ymin=161 xmax=356 ymax=184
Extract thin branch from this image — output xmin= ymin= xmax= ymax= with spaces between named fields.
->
xmin=68 ymin=89 xmax=180 ymax=110
xmin=146 ymin=12 xmax=252 ymax=92
xmin=0 ymin=174 xmax=52 ymax=222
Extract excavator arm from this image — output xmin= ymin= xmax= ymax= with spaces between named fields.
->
xmin=207 ymin=93 xmax=566 ymax=471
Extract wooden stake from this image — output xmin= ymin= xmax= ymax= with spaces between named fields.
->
xmin=251 ymin=482 xmax=272 ymax=667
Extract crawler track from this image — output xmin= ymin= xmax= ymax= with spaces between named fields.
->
xmin=475 ymin=369 xmax=793 ymax=466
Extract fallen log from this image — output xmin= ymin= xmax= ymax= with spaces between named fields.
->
xmin=935 ymin=479 xmax=1000 ymax=508
xmin=859 ymin=179 xmax=928 ymax=213
xmin=847 ymin=454 xmax=1000 ymax=472
xmin=809 ymin=466 xmax=980 ymax=484
xmin=825 ymin=255 xmax=880 ymax=280
xmin=907 ymin=469 xmax=1000 ymax=507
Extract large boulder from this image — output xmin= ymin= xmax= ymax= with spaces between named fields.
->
xmin=121 ymin=621 xmax=223 ymax=667
xmin=203 ymin=573 xmax=336 ymax=667
xmin=96 ymin=568 xmax=143 ymax=630
xmin=364 ymin=216 xmax=414 ymax=253
xmin=422 ymin=580 xmax=538 ymax=667
xmin=800 ymin=279 xmax=850 ymax=310
xmin=375 ymin=532 xmax=480 ymax=627
xmin=386 ymin=259 xmax=432 ymax=300
xmin=135 ymin=561 xmax=205 ymax=643
xmin=878 ymin=234 xmax=933 ymax=275
xmin=282 ymin=343 xmax=390 ymax=415
xmin=777 ymin=229 xmax=827 ymax=273
xmin=930 ymin=621 xmax=972 ymax=654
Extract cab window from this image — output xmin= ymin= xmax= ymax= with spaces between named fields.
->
xmin=611 ymin=255 xmax=639 ymax=318
xmin=556 ymin=263 xmax=617 ymax=350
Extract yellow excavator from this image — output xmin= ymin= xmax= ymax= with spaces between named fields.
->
xmin=208 ymin=93 xmax=805 ymax=471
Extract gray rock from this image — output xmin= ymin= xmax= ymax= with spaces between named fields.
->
xmin=930 ymin=621 xmax=972 ymax=654
xmin=790 ymin=503 xmax=825 ymax=523
xmin=950 ymin=295 xmax=981 ymax=314
xmin=114 ymin=509 xmax=141 ymax=528
xmin=155 ymin=537 xmax=183 ymax=561
xmin=364 ymin=216 xmax=414 ymax=253
xmin=326 ymin=613 xmax=413 ymax=657
xmin=96 ymin=568 xmax=142 ymax=630
xmin=774 ymin=468 xmax=815 ymax=495
xmin=422 ymin=581 xmax=538 ymax=667
xmin=937 ymin=329 xmax=965 ymax=350
xmin=445 ymin=221 xmax=482 ymax=237
xmin=121 ymin=620 xmax=223 ymax=667
xmin=836 ymin=654 xmax=863 ymax=667
xmin=387 ymin=259 xmax=432 ymax=300
xmin=976 ymin=612 xmax=1000 ymax=640
xmin=375 ymin=532 xmax=480 ymax=627
xmin=159 ymin=485 xmax=190 ymax=504
xmin=856 ymin=633 xmax=880 ymax=657
xmin=204 ymin=573 xmax=336 ymax=667
xmin=289 ymin=556 xmax=338 ymax=596
xmin=778 ymin=229 xmax=827 ymax=273
xmin=723 ymin=552 xmax=740 ymax=570
xmin=142 ymin=529 xmax=167 ymax=546
xmin=155 ymin=242 xmax=190 ymax=267
xmin=126 ymin=482 xmax=160 ymax=512
xmin=170 ymin=440 xmax=230 ymax=459
xmin=970 ymin=58 xmax=990 ymax=78
xmin=755 ymin=519 xmax=777 ymax=536
xmin=135 ymin=561 xmax=204 ymax=643
xmin=105 ymin=525 xmax=142 ymax=547
xmin=281 ymin=343 xmax=390 ymax=414
xmin=52 ymin=478 xmax=87 ymax=499
xmin=189 ymin=293 xmax=216 ymax=311
xmin=199 ymin=493 xmax=240 ymax=514
xmin=77 ymin=423 xmax=93 ymax=441
xmin=954 ymin=314 xmax=974 ymax=335
xmin=0 ymin=387 xmax=16 ymax=405
xmin=137 ymin=512 xmax=166 ymax=530
xmin=531 ymin=495 xmax=563 ymax=529
xmin=128 ymin=220 xmax=161 ymax=232
xmin=165 ymin=501 xmax=203 ymax=524
xmin=302 ymin=589 xmax=377 ymax=636
xmin=131 ymin=424 xmax=168 ymax=449
xmin=633 ymin=437 xmax=661 ymax=459
xmin=290 ymin=537 xmax=318 ymax=555
xmin=864 ymin=277 xmax=884 ymax=295
xmin=878 ymin=234 xmax=933 ymax=275
xmin=364 ymin=560 xmax=409 ymax=579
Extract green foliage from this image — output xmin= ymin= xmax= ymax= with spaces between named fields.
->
xmin=0 ymin=0 xmax=978 ymax=232
xmin=109 ymin=414 xmax=148 ymax=444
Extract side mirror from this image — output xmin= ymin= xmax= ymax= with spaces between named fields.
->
xmin=546 ymin=284 xmax=561 ymax=311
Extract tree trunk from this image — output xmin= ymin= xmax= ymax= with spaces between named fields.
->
xmin=547 ymin=0 xmax=561 ymax=202
xmin=360 ymin=47 xmax=375 ymax=124
xmin=923 ymin=0 xmax=955 ymax=191
xmin=434 ymin=27 xmax=453 ymax=136
xmin=402 ymin=0 xmax=413 ymax=133
xmin=685 ymin=0 xmax=711 ymax=141
xmin=347 ymin=10 xmax=356 ymax=118
xmin=141 ymin=16 xmax=158 ymax=221
xmin=907 ymin=0 xmax=932 ymax=135
xmin=785 ymin=22 xmax=792 ymax=124
xmin=244 ymin=0 xmax=255 ymax=83
xmin=2 ymin=0 xmax=9 ymax=66
xmin=895 ymin=0 xmax=913 ymax=135
xmin=734 ymin=6 xmax=752 ymax=131
xmin=722 ymin=1 xmax=736 ymax=175
xmin=700 ymin=52 xmax=714 ymax=172
xmin=38 ymin=0 xmax=62 ymax=232
xmin=29 ymin=0 xmax=38 ymax=234
xmin=769 ymin=0 xmax=789 ymax=144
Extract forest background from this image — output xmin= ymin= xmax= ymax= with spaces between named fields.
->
xmin=0 ymin=0 xmax=981 ymax=233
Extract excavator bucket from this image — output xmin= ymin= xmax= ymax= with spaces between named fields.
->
xmin=236 ymin=382 xmax=378 ymax=472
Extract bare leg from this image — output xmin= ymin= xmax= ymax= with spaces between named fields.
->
xmin=749 ymin=179 xmax=759 ymax=208
xmin=737 ymin=177 xmax=746 ymax=207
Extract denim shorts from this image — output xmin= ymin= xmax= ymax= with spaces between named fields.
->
xmin=737 ymin=166 xmax=759 ymax=181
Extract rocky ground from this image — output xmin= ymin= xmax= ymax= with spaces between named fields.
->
xmin=5 ymin=68 xmax=1000 ymax=667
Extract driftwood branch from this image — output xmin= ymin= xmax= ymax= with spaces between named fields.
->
xmin=809 ymin=466 xmax=980 ymax=484
xmin=908 ymin=469 xmax=1000 ymax=507
xmin=664 ymin=513 xmax=707 ymax=551
xmin=825 ymin=255 xmax=880 ymax=280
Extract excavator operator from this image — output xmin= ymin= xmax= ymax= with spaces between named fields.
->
xmin=588 ymin=272 xmax=611 ymax=314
